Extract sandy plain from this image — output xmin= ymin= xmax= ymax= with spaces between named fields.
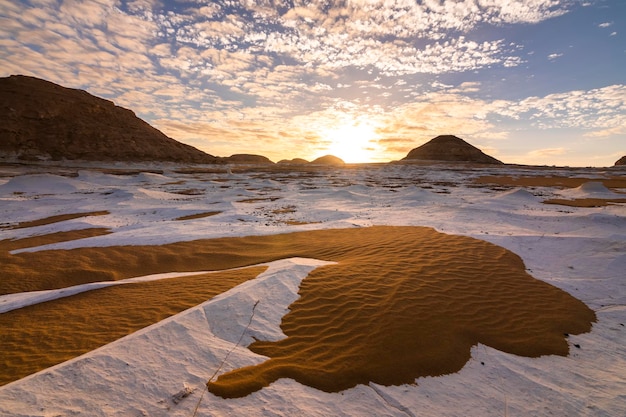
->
xmin=0 ymin=161 xmax=624 ymax=416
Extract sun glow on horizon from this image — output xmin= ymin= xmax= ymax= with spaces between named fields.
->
xmin=317 ymin=120 xmax=383 ymax=163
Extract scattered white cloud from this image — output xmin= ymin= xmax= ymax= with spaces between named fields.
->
xmin=449 ymin=81 xmax=482 ymax=93
xmin=528 ymin=147 xmax=567 ymax=157
xmin=0 ymin=0 xmax=623 ymax=165
xmin=489 ymin=85 xmax=626 ymax=133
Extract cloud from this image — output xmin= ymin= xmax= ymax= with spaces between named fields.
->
xmin=2 ymin=0 xmax=620 ymax=165
xmin=488 ymin=84 xmax=626 ymax=133
xmin=583 ymin=119 xmax=626 ymax=138
xmin=528 ymin=147 xmax=567 ymax=158
xmin=0 ymin=0 xmax=571 ymax=121
xmin=548 ymin=52 xmax=563 ymax=60
xmin=449 ymin=81 xmax=482 ymax=93
xmin=139 ymin=0 xmax=554 ymax=79
xmin=598 ymin=22 xmax=613 ymax=28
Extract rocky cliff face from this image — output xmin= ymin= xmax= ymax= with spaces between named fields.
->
xmin=0 ymin=75 xmax=219 ymax=163
xmin=402 ymin=135 xmax=503 ymax=164
xmin=615 ymin=156 xmax=626 ymax=166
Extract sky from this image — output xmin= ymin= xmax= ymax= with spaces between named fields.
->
xmin=1 ymin=0 xmax=625 ymax=166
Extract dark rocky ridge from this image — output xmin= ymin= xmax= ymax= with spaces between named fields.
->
xmin=402 ymin=135 xmax=503 ymax=165
xmin=0 ymin=75 xmax=219 ymax=163
xmin=615 ymin=156 xmax=626 ymax=166
xmin=225 ymin=154 xmax=274 ymax=164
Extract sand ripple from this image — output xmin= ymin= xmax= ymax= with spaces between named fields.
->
xmin=206 ymin=227 xmax=596 ymax=397
xmin=0 ymin=267 xmax=266 ymax=386
xmin=0 ymin=226 xmax=596 ymax=392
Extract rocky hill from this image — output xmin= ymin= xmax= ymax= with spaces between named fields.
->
xmin=224 ymin=154 xmax=274 ymax=164
xmin=0 ymin=75 xmax=219 ymax=163
xmin=615 ymin=156 xmax=626 ymax=166
xmin=402 ymin=135 xmax=503 ymax=164
xmin=310 ymin=155 xmax=345 ymax=166
xmin=277 ymin=158 xmax=309 ymax=165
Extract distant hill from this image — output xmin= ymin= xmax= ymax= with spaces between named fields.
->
xmin=402 ymin=135 xmax=503 ymax=164
xmin=277 ymin=158 xmax=309 ymax=165
xmin=225 ymin=154 xmax=274 ymax=164
xmin=310 ymin=155 xmax=345 ymax=166
xmin=615 ymin=156 xmax=626 ymax=166
xmin=0 ymin=75 xmax=220 ymax=163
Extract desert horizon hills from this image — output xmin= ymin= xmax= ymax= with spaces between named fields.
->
xmin=1 ymin=74 xmax=624 ymax=168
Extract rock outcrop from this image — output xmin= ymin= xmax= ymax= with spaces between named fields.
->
xmin=0 ymin=75 xmax=219 ymax=163
xmin=615 ymin=156 xmax=626 ymax=166
xmin=277 ymin=158 xmax=309 ymax=165
xmin=310 ymin=155 xmax=345 ymax=166
xmin=225 ymin=154 xmax=274 ymax=164
xmin=402 ymin=135 xmax=503 ymax=164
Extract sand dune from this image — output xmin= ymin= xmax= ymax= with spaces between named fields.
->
xmin=0 ymin=226 xmax=595 ymax=393
xmin=0 ymin=267 xmax=266 ymax=386
xmin=205 ymin=227 xmax=596 ymax=397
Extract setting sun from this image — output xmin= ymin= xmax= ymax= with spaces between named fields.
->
xmin=319 ymin=121 xmax=382 ymax=163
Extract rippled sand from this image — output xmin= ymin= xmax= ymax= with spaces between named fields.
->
xmin=0 ymin=267 xmax=266 ymax=386
xmin=1 ymin=226 xmax=595 ymax=392
xmin=205 ymin=227 xmax=596 ymax=397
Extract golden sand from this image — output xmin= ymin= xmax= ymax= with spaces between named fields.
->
xmin=0 ymin=267 xmax=266 ymax=386
xmin=474 ymin=175 xmax=626 ymax=190
xmin=174 ymin=211 xmax=222 ymax=221
xmin=0 ymin=227 xmax=596 ymax=392
xmin=206 ymin=227 xmax=596 ymax=397
xmin=3 ymin=211 xmax=110 ymax=230
xmin=0 ymin=228 xmax=112 ymax=254
xmin=543 ymin=198 xmax=626 ymax=207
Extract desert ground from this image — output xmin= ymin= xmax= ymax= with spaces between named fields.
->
xmin=0 ymin=161 xmax=625 ymax=416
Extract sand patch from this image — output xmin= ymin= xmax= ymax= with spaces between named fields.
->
xmin=0 ymin=227 xmax=595 ymax=394
xmin=170 ymin=188 xmax=206 ymax=196
xmin=175 ymin=211 xmax=222 ymax=221
xmin=237 ymin=197 xmax=281 ymax=203
xmin=205 ymin=227 xmax=596 ymax=397
xmin=0 ymin=228 xmax=112 ymax=254
xmin=543 ymin=198 xmax=626 ymax=207
xmin=282 ymin=220 xmax=321 ymax=225
xmin=0 ymin=231 xmax=306 ymax=295
xmin=2 ymin=211 xmax=109 ymax=230
xmin=271 ymin=206 xmax=297 ymax=215
xmin=0 ymin=266 xmax=266 ymax=386
xmin=474 ymin=175 xmax=626 ymax=190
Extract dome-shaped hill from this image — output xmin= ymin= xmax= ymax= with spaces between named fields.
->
xmin=310 ymin=155 xmax=345 ymax=166
xmin=402 ymin=135 xmax=503 ymax=165
xmin=277 ymin=158 xmax=309 ymax=165
xmin=225 ymin=154 xmax=274 ymax=164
